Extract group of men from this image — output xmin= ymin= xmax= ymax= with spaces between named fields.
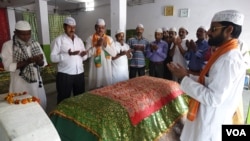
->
xmin=50 ymin=17 xmax=134 ymax=103
xmin=1 ymin=17 xmax=149 ymax=106
xmin=143 ymin=26 xmax=208 ymax=83
xmin=1 ymin=9 xmax=249 ymax=141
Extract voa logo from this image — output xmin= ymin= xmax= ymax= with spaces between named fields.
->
xmin=226 ymin=129 xmax=246 ymax=136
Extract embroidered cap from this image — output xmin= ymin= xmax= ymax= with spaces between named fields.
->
xmin=64 ymin=17 xmax=76 ymax=26
xmin=155 ymin=28 xmax=163 ymax=33
xmin=15 ymin=21 xmax=31 ymax=31
xmin=96 ymin=18 xmax=105 ymax=26
xmin=212 ymin=10 xmax=244 ymax=26
xmin=115 ymin=29 xmax=125 ymax=35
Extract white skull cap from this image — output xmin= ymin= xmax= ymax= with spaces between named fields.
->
xmin=155 ymin=28 xmax=163 ymax=33
xmin=96 ymin=18 xmax=105 ymax=26
xmin=136 ymin=24 xmax=144 ymax=28
xmin=15 ymin=21 xmax=31 ymax=30
xmin=212 ymin=10 xmax=244 ymax=26
xmin=162 ymin=27 xmax=168 ymax=31
xmin=179 ymin=26 xmax=187 ymax=31
xmin=64 ymin=17 xmax=76 ymax=26
xmin=169 ymin=27 xmax=177 ymax=32
xmin=115 ymin=29 xmax=125 ymax=35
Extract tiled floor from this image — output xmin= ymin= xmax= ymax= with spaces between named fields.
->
xmin=44 ymin=76 xmax=88 ymax=115
xmin=243 ymin=89 xmax=250 ymax=122
xmin=44 ymin=60 xmax=89 ymax=114
xmin=44 ymin=82 xmax=57 ymax=114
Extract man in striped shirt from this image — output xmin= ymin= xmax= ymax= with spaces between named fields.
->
xmin=127 ymin=24 xmax=149 ymax=78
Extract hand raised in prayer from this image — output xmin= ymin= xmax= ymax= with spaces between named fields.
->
xmin=126 ymin=49 xmax=132 ymax=58
xmin=26 ymin=54 xmax=41 ymax=63
xmin=26 ymin=54 xmax=43 ymax=66
xmin=96 ymin=38 xmax=103 ymax=47
xmin=134 ymin=45 xmax=144 ymax=51
xmin=79 ymin=50 xmax=87 ymax=57
xmin=126 ymin=49 xmax=132 ymax=55
xmin=102 ymin=38 xmax=107 ymax=47
xmin=27 ymin=57 xmax=35 ymax=63
xmin=150 ymin=43 xmax=158 ymax=51
xmin=174 ymin=37 xmax=182 ymax=45
xmin=188 ymin=40 xmax=196 ymax=51
xmin=96 ymin=37 xmax=107 ymax=47
xmin=167 ymin=62 xmax=189 ymax=79
xmin=33 ymin=54 xmax=44 ymax=66
xmin=68 ymin=49 xmax=80 ymax=56
xmin=119 ymin=50 xmax=126 ymax=56
xmin=33 ymin=54 xmax=43 ymax=61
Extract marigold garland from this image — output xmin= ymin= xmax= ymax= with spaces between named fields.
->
xmin=4 ymin=91 xmax=40 ymax=104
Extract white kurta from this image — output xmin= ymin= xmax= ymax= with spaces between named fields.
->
xmin=85 ymin=34 xmax=117 ymax=90
xmin=180 ymin=49 xmax=246 ymax=141
xmin=170 ymin=39 xmax=188 ymax=82
xmin=112 ymin=41 xmax=130 ymax=84
xmin=50 ymin=33 xmax=88 ymax=74
xmin=238 ymin=39 xmax=250 ymax=69
xmin=171 ymin=39 xmax=188 ymax=68
xmin=1 ymin=40 xmax=48 ymax=110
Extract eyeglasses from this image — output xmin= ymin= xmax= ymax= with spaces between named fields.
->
xmin=209 ymin=26 xmax=227 ymax=32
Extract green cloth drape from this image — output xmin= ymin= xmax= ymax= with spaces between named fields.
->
xmin=23 ymin=12 xmax=38 ymax=41
xmin=50 ymin=92 xmax=189 ymax=141
xmin=49 ymin=14 xmax=69 ymax=42
xmin=22 ymin=12 xmax=69 ymax=42
xmin=22 ymin=12 xmax=70 ymax=64
xmin=247 ymin=101 xmax=250 ymax=124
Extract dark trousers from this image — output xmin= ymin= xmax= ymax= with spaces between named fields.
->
xmin=56 ymin=72 xmax=85 ymax=104
xmin=129 ymin=66 xmax=145 ymax=79
xmin=164 ymin=56 xmax=173 ymax=80
xmin=149 ymin=61 xmax=165 ymax=78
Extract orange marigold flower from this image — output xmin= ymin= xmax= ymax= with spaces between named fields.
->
xmin=21 ymin=99 xmax=28 ymax=104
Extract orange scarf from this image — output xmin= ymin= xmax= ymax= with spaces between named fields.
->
xmin=187 ymin=39 xmax=238 ymax=121
xmin=92 ymin=33 xmax=111 ymax=67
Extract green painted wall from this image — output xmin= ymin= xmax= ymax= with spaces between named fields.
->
xmin=41 ymin=44 xmax=51 ymax=64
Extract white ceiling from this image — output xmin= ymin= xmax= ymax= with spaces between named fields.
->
xmin=0 ymin=0 xmax=35 ymax=8
xmin=0 ymin=0 xmax=109 ymax=9
xmin=0 ymin=0 xmax=155 ymax=9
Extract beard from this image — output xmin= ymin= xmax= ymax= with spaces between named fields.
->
xmin=208 ymin=33 xmax=225 ymax=46
xmin=137 ymin=32 xmax=142 ymax=36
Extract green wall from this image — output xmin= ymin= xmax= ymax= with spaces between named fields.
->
xmin=42 ymin=44 xmax=51 ymax=64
